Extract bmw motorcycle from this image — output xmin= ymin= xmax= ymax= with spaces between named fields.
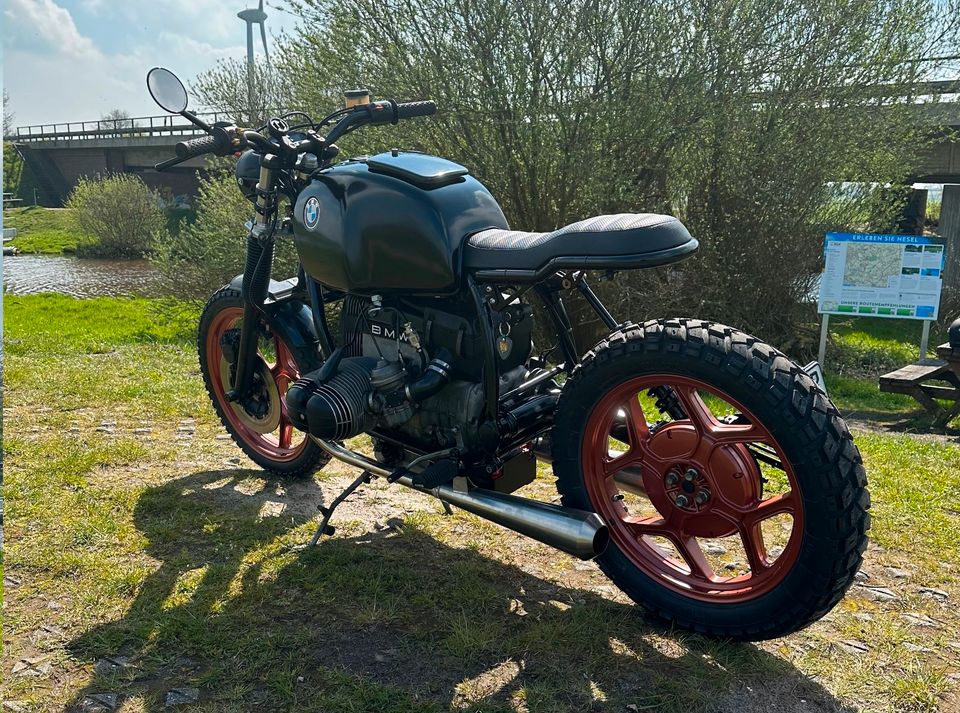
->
xmin=147 ymin=67 xmax=869 ymax=641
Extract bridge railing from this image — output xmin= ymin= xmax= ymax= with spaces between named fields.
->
xmin=6 ymin=112 xmax=240 ymax=143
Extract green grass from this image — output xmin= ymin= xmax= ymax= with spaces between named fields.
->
xmin=3 ymin=205 xmax=196 ymax=255
xmin=4 ymin=206 xmax=84 ymax=253
xmin=3 ymin=293 xmax=197 ymax=353
xmin=824 ymin=316 xmax=956 ymax=424
xmin=5 ymin=295 xmax=960 ymax=712
xmin=829 ymin=316 xmax=945 ymax=377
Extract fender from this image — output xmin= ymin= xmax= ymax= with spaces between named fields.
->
xmin=229 ymin=274 xmax=323 ymax=373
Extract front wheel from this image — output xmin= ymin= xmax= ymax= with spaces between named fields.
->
xmin=551 ymin=319 xmax=869 ymax=640
xmin=198 ymin=287 xmax=330 ymax=477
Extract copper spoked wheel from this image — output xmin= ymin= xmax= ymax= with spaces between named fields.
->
xmin=582 ymin=375 xmax=802 ymax=602
xmin=199 ymin=287 xmax=329 ymax=476
xmin=552 ymin=319 xmax=869 ymax=640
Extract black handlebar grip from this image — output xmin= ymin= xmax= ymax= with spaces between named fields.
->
xmin=175 ymin=134 xmax=221 ymax=160
xmin=395 ymin=101 xmax=437 ymax=120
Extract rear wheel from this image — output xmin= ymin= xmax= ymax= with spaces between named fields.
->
xmin=198 ymin=287 xmax=330 ymax=477
xmin=551 ymin=319 xmax=869 ymax=640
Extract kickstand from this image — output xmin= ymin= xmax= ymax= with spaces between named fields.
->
xmin=441 ymin=501 xmax=454 ymax=516
xmin=309 ymin=470 xmax=372 ymax=546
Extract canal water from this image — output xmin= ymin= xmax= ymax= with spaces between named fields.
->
xmin=3 ymin=254 xmax=166 ymax=298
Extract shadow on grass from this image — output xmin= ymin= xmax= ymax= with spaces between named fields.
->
xmin=67 ymin=468 xmax=856 ymax=712
xmin=844 ymin=408 xmax=960 ymax=440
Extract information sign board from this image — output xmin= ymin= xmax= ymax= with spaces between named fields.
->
xmin=817 ymin=233 xmax=944 ymax=320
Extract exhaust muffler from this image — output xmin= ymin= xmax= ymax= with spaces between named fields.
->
xmin=406 ymin=477 xmax=608 ymax=560
xmin=314 ymin=438 xmax=608 ymax=560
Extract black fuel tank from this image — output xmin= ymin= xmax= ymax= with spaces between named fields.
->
xmin=292 ymin=152 xmax=508 ymax=294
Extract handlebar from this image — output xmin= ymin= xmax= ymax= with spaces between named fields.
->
xmin=395 ymin=101 xmax=437 ymax=120
xmin=365 ymin=99 xmax=437 ymax=125
xmin=175 ymin=133 xmax=223 ymax=160
xmin=156 ymin=97 xmax=436 ymax=171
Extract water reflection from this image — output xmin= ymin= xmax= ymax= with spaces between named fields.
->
xmin=3 ymin=255 xmax=166 ymax=298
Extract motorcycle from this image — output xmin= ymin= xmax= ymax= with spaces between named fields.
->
xmin=146 ymin=67 xmax=869 ymax=641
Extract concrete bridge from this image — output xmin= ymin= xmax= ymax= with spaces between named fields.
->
xmin=4 ymin=87 xmax=960 ymax=204
xmin=4 ymin=92 xmax=960 ymax=296
xmin=913 ymin=101 xmax=960 ymax=184
xmin=5 ymin=112 xmax=230 ymax=206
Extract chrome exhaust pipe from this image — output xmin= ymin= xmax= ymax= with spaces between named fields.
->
xmin=534 ymin=436 xmax=646 ymax=496
xmin=418 ymin=480 xmax=608 ymax=560
xmin=313 ymin=438 xmax=608 ymax=560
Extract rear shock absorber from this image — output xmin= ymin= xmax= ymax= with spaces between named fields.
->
xmin=649 ymin=385 xmax=686 ymax=421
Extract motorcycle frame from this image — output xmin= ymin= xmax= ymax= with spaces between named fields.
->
xmin=227 ymin=234 xmax=626 ymax=463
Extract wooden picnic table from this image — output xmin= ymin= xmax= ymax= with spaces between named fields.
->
xmin=880 ymin=333 xmax=960 ymax=426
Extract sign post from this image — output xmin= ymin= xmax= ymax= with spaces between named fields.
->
xmin=817 ymin=313 xmax=830 ymax=368
xmin=816 ymin=232 xmax=945 ymax=370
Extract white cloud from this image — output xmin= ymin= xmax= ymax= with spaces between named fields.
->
xmin=4 ymin=0 xmax=98 ymax=57
xmin=3 ymin=0 xmax=293 ymax=126
xmin=158 ymin=32 xmax=246 ymax=65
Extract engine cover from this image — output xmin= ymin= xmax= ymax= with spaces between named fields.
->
xmin=341 ymin=294 xmax=532 ymax=379
xmin=286 ymin=357 xmax=378 ymax=440
xmin=288 ymin=294 xmax=536 ymax=452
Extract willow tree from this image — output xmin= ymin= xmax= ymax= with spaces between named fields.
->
xmin=275 ymin=0 xmax=957 ymax=349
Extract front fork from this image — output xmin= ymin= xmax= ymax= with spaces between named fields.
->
xmin=227 ymin=158 xmax=278 ymax=401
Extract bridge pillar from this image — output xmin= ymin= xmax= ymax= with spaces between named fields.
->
xmin=942 ymin=184 xmax=960 ymax=301
xmin=899 ymin=188 xmax=927 ymax=234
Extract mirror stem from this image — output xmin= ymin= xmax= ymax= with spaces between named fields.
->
xmin=181 ymin=110 xmax=212 ymax=133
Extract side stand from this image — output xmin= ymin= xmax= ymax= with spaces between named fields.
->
xmin=309 ymin=470 xmax=373 ymax=546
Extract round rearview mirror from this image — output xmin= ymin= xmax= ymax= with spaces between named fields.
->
xmin=146 ymin=67 xmax=188 ymax=113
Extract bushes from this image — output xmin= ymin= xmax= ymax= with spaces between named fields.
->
xmin=66 ymin=175 xmax=164 ymax=258
xmin=280 ymin=0 xmax=952 ymax=351
xmin=151 ymin=161 xmax=300 ymax=299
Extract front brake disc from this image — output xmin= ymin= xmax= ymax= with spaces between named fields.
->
xmin=218 ymin=355 xmax=282 ymax=434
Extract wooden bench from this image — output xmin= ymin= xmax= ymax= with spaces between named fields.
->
xmin=880 ymin=347 xmax=960 ymax=426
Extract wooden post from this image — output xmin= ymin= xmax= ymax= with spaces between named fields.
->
xmin=941 ymin=184 xmax=960 ymax=296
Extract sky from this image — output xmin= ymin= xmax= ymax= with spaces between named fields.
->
xmin=2 ymin=0 xmax=297 ymax=128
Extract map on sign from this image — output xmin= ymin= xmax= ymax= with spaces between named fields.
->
xmin=843 ymin=244 xmax=904 ymax=288
xmin=818 ymin=233 xmax=945 ymax=320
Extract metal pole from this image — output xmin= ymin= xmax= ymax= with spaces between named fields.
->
xmin=919 ymin=319 xmax=931 ymax=362
xmin=817 ymin=313 xmax=830 ymax=368
xmin=246 ymin=22 xmax=255 ymax=125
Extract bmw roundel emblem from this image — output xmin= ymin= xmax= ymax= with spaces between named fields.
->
xmin=303 ymin=196 xmax=321 ymax=229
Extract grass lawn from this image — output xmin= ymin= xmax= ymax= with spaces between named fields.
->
xmin=3 ymin=206 xmax=195 ymax=255
xmin=4 ymin=295 xmax=960 ymax=712
xmin=4 ymin=206 xmax=83 ymax=254
xmin=825 ymin=316 xmax=957 ymax=426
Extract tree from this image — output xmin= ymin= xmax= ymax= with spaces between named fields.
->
xmin=192 ymin=58 xmax=290 ymax=126
xmin=277 ymin=0 xmax=958 ymax=350
xmin=151 ymin=160 xmax=300 ymax=298
xmin=100 ymin=108 xmax=135 ymax=133
xmin=3 ymin=89 xmax=13 ymax=136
